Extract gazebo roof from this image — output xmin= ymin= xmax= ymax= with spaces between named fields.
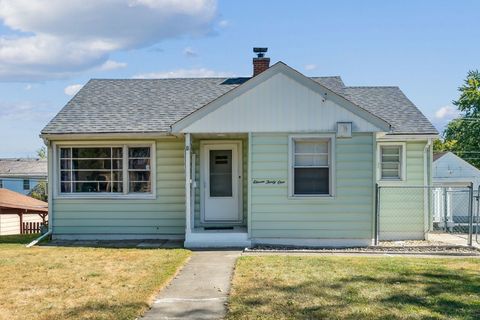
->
xmin=0 ymin=188 xmax=48 ymax=213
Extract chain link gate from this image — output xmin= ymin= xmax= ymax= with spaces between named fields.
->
xmin=473 ymin=185 xmax=480 ymax=245
xmin=374 ymin=184 xmax=476 ymax=246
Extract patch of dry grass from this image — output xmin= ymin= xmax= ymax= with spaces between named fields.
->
xmin=227 ymin=256 xmax=480 ymax=320
xmin=0 ymin=238 xmax=190 ymax=320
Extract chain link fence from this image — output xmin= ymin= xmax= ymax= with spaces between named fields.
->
xmin=375 ymin=185 xmax=479 ymax=246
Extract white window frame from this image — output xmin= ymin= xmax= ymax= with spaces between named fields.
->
xmin=53 ymin=141 xmax=156 ymax=199
xmin=377 ymin=142 xmax=406 ymax=181
xmin=288 ymin=134 xmax=336 ymax=198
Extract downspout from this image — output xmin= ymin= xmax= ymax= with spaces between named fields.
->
xmin=26 ymin=230 xmax=52 ymax=248
xmin=423 ymin=138 xmax=432 ymax=240
xmin=27 ymin=139 xmax=53 ymax=247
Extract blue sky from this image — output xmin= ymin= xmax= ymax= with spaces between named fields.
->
xmin=0 ymin=0 xmax=479 ymax=157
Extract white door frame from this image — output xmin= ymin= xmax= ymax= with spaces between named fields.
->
xmin=200 ymin=140 xmax=243 ymax=224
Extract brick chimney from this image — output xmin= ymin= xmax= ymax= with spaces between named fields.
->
xmin=253 ymin=47 xmax=270 ymax=76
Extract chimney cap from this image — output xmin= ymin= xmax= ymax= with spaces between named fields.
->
xmin=253 ymin=47 xmax=268 ymax=58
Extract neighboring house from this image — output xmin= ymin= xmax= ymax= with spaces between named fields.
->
xmin=40 ymin=49 xmax=438 ymax=247
xmin=0 ymin=158 xmax=47 ymax=195
xmin=432 ymin=151 xmax=480 ymax=227
xmin=0 ymin=188 xmax=48 ymax=235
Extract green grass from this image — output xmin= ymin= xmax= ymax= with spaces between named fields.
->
xmin=0 ymin=233 xmax=41 ymax=244
xmin=0 ymin=239 xmax=190 ymax=320
xmin=227 ymin=256 xmax=480 ymax=320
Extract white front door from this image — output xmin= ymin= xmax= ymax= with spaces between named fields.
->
xmin=202 ymin=142 xmax=241 ymax=222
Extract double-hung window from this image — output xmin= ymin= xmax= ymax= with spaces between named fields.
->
xmin=290 ymin=135 xmax=334 ymax=196
xmin=58 ymin=144 xmax=153 ymax=196
xmin=378 ymin=143 xmax=405 ymax=180
xmin=23 ymin=179 xmax=30 ymax=190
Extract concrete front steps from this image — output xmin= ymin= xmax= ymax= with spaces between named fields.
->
xmin=184 ymin=230 xmax=251 ymax=248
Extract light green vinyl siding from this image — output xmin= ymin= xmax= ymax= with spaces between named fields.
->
xmin=378 ymin=141 xmax=427 ymax=240
xmin=250 ymin=132 xmax=374 ymax=239
xmin=52 ymin=139 xmax=186 ymax=237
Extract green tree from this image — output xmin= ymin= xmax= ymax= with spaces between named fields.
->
xmin=433 ymin=138 xmax=456 ymax=153
xmin=28 ymin=181 xmax=47 ymax=202
xmin=443 ymin=70 xmax=480 ymax=168
xmin=37 ymin=146 xmax=47 ymax=159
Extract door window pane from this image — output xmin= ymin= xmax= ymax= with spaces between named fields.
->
xmin=209 ymin=150 xmax=232 ymax=197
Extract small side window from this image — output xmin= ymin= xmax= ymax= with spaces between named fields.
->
xmin=23 ymin=179 xmax=30 ymax=190
xmin=379 ymin=144 xmax=405 ymax=180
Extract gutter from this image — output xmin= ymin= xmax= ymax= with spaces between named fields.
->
xmin=26 ymin=230 xmax=52 ymax=248
xmin=423 ymin=138 xmax=432 ymax=239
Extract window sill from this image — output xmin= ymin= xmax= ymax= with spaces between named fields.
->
xmin=378 ymin=178 xmax=405 ymax=182
xmin=288 ymin=194 xmax=336 ymax=200
xmin=377 ymin=179 xmax=406 ymax=186
xmin=54 ymin=193 xmax=156 ymax=200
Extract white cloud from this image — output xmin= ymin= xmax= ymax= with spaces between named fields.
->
xmin=64 ymin=84 xmax=84 ymax=96
xmin=100 ymin=59 xmax=128 ymax=71
xmin=133 ymin=68 xmax=233 ymax=79
xmin=218 ymin=19 xmax=229 ymax=28
xmin=24 ymin=84 xmax=32 ymax=90
xmin=304 ymin=64 xmax=317 ymax=71
xmin=183 ymin=47 xmax=198 ymax=58
xmin=435 ymin=105 xmax=460 ymax=120
xmin=0 ymin=0 xmax=217 ymax=81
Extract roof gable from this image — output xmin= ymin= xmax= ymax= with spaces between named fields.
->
xmin=434 ymin=152 xmax=480 ymax=174
xmin=171 ymin=62 xmax=391 ymax=133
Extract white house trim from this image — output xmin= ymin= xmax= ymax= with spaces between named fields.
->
xmin=287 ymin=134 xmax=336 ymax=198
xmin=41 ymin=132 xmax=174 ymax=142
xmin=171 ymin=62 xmax=391 ymax=133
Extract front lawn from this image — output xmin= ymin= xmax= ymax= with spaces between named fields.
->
xmin=0 ymin=235 xmax=190 ymax=320
xmin=227 ymin=256 xmax=480 ymax=320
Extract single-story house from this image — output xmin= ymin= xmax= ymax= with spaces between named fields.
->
xmin=0 ymin=188 xmax=48 ymax=235
xmin=0 ymin=158 xmax=47 ymax=195
xmin=432 ymin=151 xmax=480 ymax=227
xmin=40 ymin=49 xmax=438 ymax=247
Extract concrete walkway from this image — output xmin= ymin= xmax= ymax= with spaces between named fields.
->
xmin=142 ymin=250 xmax=241 ymax=320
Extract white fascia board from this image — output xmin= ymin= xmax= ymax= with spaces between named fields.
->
xmin=376 ymin=133 xmax=439 ymax=141
xmin=40 ymin=132 xmax=174 ymax=141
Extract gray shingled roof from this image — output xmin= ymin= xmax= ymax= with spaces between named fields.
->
xmin=343 ymin=86 xmax=437 ymax=134
xmin=0 ymin=158 xmax=47 ymax=178
xmin=42 ymin=76 xmax=437 ymax=135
